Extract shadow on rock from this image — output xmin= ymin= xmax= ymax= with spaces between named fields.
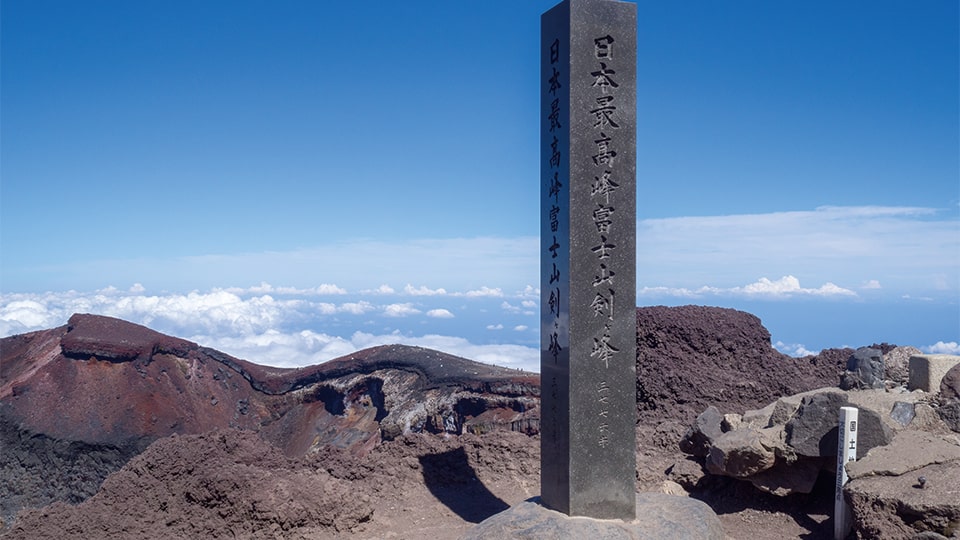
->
xmin=419 ymin=447 xmax=509 ymax=523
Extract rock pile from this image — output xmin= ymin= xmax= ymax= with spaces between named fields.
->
xmin=680 ymin=346 xmax=960 ymax=539
xmin=681 ymin=387 xmax=904 ymax=496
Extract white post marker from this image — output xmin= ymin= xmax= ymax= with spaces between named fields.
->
xmin=835 ymin=406 xmax=859 ymax=540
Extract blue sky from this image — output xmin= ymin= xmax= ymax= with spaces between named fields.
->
xmin=2 ymin=0 xmax=958 ymax=371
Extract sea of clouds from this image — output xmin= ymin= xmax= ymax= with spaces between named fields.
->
xmin=0 ymin=283 xmax=544 ymax=372
xmin=3 ymin=276 xmax=957 ymax=375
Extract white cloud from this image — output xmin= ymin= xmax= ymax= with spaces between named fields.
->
xmin=129 ymin=283 xmax=146 ymax=293
xmin=0 ymin=299 xmax=56 ymax=331
xmin=463 ymin=286 xmax=504 ymax=298
xmin=924 ymin=341 xmax=960 ymax=355
xmin=774 ymin=341 xmax=819 ymax=357
xmin=862 ymin=280 xmax=882 ymax=289
xmin=514 ymin=325 xmax=529 ymax=331
xmin=404 ymin=284 xmax=447 ymax=296
xmin=738 ymin=276 xmax=856 ymax=297
xmin=487 ymin=324 xmax=504 ymax=330
xmin=500 ymin=301 xmax=522 ymax=313
xmin=640 ymin=275 xmax=856 ymax=299
xmin=426 ymin=308 xmax=454 ymax=319
xmin=518 ymin=285 xmax=539 ymax=299
xmin=363 ymin=284 xmax=395 ymax=295
xmin=316 ymin=303 xmax=338 ymax=315
xmin=383 ymin=303 xmax=421 ymax=317
xmin=313 ymin=284 xmax=349 ymax=295
xmin=340 ymin=301 xmax=376 ymax=315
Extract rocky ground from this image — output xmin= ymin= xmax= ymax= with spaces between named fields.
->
xmin=2 ymin=306 xmax=958 ymax=539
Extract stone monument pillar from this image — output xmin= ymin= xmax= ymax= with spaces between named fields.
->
xmin=540 ymin=0 xmax=637 ymax=520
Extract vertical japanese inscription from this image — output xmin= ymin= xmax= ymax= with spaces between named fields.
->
xmin=586 ymin=33 xmax=623 ymax=446
xmin=540 ymin=3 xmax=570 ymax=517
xmin=546 ymin=36 xmax=565 ymax=368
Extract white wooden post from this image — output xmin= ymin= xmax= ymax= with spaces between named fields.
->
xmin=834 ymin=406 xmax=858 ymax=540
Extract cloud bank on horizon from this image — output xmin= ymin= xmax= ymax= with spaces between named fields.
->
xmin=2 ymin=205 xmax=957 ymax=371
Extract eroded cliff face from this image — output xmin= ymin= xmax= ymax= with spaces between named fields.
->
xmin=0 ymin=314 xmax=539 ymax=523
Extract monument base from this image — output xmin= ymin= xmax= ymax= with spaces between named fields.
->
xmin=461 ymin=492 xmax=723 ymax=540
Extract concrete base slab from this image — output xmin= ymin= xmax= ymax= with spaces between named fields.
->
xmin=461 ymin=493 xmax=723 ymax=540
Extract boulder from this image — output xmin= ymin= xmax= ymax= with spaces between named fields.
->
xmin=884 ymin=346 xmax=921 ymax=386
xmin=846 ymin=430 xmax=960 ymax=479
xmin=940 ymin=402 xmax=960 ymax=434
xmin=784 ymin=389 xmax=892 ymax=459
xmin=679 ymin=406 xmax=723 ymax=457
xmin=705 ymin=429 xmax=776 ymax=478
xmin=840 ymin=347 xmax=885 ymax=390
xmin=462 ymin=493 xmax=724 ymax=540
xmin=941 ymin=363 xmax=960 ymax=433
xmin=843 ymin=430 xmax=960 ymax=539
xmin=846 ymin=460 xmax=960 ymax=539
xmin=784 ymin=390 xmax=848 ymax=457
xmin=942 ymin=363 xmax=960 ymax=402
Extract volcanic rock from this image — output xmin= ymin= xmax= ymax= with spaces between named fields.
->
xmin=941 ymin=364 xmax=960 ymax=434
xmin=943 ymin=364 xmax=960 ymax=402
xmin=784 ymin=389 xmax=892 ymax=459
xmin=635 ymin=305 xmax=845 ymax=425
xmin=705 ymin=428 xmax=777 ymax=478
xmin=840 ymin=347 xmax=885 ymax=390
xmin=679 ymin=405 xmax=723 ymax=457
xmin=686 ymin=387 xmax=910 ymax=496
xmin=884 ymin=346 xmax=922 ymax=386
xmin=844 ymin=430 xmax=960 ymax=539
xmin=3 ymin=429 xmax=374 ymax=539
xmin=0 ymin=313 xmax=539 ymax=525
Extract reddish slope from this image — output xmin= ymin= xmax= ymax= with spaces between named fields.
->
xmin=0 ymin=314 xmax=539 ymax=524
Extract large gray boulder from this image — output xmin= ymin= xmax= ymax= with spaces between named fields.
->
xmin=884 ymin=346 xmax=922 ymax=385
xmin=705 ymin=429 xmax=776 ymax=478
xmin=461 ymin=493 xmax=724 ymax=540
xmin=785 ymin=390 xmax=892 ymax=459
xmin=679 ymin=406 xmax=723 ymax=457
xmin=841 ymin=347 xmax=885 ymax=390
